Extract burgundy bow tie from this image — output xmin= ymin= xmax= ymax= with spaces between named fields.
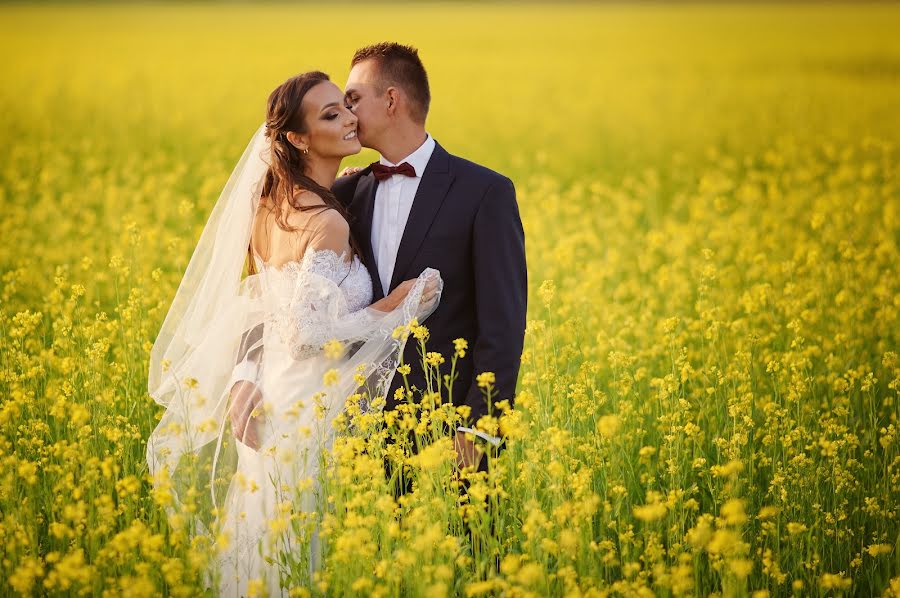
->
xmin=371 ymin=161 xmax=417 ymax=181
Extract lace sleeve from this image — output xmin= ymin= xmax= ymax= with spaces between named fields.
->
xmin=275 ymin=250 xmax=378 ymax=360
xmin=263 ymin=246 xmax=440 ymax=362
xmin=287 ymin=282 xmax=375 ymax=359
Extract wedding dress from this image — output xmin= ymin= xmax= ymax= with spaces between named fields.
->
xmin=145 ymin=124 xmax=442 ymax=597
xmin=211 ymin=248 xmax=439 ymax=596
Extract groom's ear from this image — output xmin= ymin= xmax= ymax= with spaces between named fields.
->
xmin=285 ymin=131 xmax=309 ymax=154
xmin=385 ymin=86 xmax=400 ymax=116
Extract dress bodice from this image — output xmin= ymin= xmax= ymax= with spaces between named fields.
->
xmin=253 ymin=248 xmax=374 ymax=361
xmin=255 ymin=248 xmax=373 ymax=313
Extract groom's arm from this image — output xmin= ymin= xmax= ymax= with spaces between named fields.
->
xmin=464 ymin=175 xmax=527 ymax=430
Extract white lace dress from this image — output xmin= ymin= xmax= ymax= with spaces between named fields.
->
xmin=210 ymin=247 xmax=441 ymax=597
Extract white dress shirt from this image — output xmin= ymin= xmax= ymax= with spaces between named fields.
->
xmin=371 ymin=133 xmax=436 ymax=295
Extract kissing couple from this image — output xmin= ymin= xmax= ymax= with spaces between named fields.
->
xmin=146 ymin=42 xmax=527 ymax=596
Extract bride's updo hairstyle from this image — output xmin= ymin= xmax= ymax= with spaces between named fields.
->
xmin=260 ymin=71 xmax=356 ymax=241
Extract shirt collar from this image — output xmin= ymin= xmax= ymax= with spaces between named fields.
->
xmin=379 ymin=133 xmax=435 ymax=178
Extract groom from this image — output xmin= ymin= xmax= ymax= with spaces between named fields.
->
xmin=333 ymin=43 xmax=527 ymax=471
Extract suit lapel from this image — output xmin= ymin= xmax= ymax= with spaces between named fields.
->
xmin=349 ymin=172 xmax=384 ymax=299
xmin=389 ymin=142 xmax=454 ymax=292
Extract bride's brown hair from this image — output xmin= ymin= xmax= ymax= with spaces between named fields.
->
xmin=249 ymin=71 xmax=360 ymax=274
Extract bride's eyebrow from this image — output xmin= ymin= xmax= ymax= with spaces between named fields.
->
xmin=319 ymin=102 xmax=340 ymax=113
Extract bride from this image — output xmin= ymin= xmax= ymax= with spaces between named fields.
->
xmin=146 ymin=71 xmax=441 ymax=596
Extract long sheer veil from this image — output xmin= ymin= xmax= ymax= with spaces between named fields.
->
xmin=145 ymin=123 xmax=442 ymax=580
xmin=145 ymin=123 xmax=269 ymax=556
xmin=148 ymin=123 xmax=267 ymax=406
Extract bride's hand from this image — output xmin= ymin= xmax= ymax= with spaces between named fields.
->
xmin=420 ymin=276 xmax=440 ymax=306
xmin=229 ymin=380 xmax=265 ymax=449
xmin=371 ymin=279 xmax=416 ymax=312
xmin=371 ymin=275 xmax=440 ymax=313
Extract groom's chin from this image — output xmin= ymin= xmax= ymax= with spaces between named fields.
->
xmin=356 ymin=132 xmax=373 ymax=150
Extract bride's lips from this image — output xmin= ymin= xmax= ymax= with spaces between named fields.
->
xmin=343 ymin=129 xmax=357 ymax=141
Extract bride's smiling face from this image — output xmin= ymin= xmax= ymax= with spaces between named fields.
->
xmin=289 ymin=81 xmax=361 ymax=159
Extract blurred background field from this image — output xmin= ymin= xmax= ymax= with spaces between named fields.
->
xmin=1 ymin=3 xmax=899 ymax=596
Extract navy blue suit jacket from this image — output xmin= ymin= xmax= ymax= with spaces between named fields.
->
xmin=332 ymin=141 xmax=527 ymax=426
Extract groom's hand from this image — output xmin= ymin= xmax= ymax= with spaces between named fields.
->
xmin=229 ymin=381 xmax=265 ymax=450
xmin=454 ymin=430 xmax=484 ymax=471
xmin=339 ymin=166 xmax=363 ymax=177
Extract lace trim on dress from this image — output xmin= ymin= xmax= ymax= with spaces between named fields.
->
xmin=257 ymin=247 xmax=376 ymax=361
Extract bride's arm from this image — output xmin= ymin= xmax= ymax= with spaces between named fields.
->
xmin=226 ymin=324 xmax=265 ymax=447
xmin=229 ymin=324 xmax=263 ymax=383
xmin=286 ymin=212 xmax=438 ymax=357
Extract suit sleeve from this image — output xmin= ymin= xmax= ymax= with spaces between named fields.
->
xmin=331 ymin=170 xmax=363 ymax=208
xmin=465 ymin=176 xmax=527 ymax=426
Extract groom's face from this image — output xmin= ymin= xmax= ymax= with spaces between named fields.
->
xmin=344 ymin=59 xmax=390 ymax=151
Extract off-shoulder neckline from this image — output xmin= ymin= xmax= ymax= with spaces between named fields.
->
xmin=252 ymin=246 xmax=353 ymax=273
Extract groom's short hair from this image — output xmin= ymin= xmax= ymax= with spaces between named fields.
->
xmin=352 ymin=42 xmax=430 ymax=124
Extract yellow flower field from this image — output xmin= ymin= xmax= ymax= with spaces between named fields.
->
xmin=1 ymin=3 xmax=899 ymax=596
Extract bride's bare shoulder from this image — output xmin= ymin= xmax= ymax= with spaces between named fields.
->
xmin=257 ymin=192 xmax=325 ymax=225
xmin=256 ymin=191 xmax=349 ymax=252
xmin=309 ymin=207 xmax=349 ymax=248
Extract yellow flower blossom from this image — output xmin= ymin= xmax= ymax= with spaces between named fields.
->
xmin=322 ymin=368 xmax=339 ymax=386
xmin=596 ymin=414 xmax=621 ymax=438
xmin=476 ymin=372 xmax=495 ymax=389
xmin=323 ymin=339 xmax=344 ymax=359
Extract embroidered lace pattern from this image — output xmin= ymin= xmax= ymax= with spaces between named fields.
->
xmin=258 ymin=248 xmax=375 ymax=360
